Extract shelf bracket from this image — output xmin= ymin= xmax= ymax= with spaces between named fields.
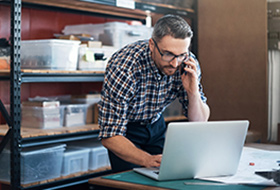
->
xmin=0 ymin=100 xmax=12 ymax=154
xmin=0 ymin=128 xmax=11 ymax=154
xmin=0 ymin=99 xmax=12 ymax=127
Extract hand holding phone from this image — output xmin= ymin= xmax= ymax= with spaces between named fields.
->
xmin=180 ymin=56 xmax=190 ymax=75
xmin=180 ymin=62 xmax=187 ymax=75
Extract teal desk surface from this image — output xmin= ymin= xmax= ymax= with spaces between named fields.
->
xmin=89 ymin=144 xmax=280 ymax=190
xmin=89 ymin=170 xmax=278 ymax=190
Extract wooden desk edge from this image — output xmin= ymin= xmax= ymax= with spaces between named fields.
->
xmin=89 ymin=172 xmax=171 ymax=190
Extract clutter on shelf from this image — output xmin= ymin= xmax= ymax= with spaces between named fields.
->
xmin=20 ymin=94 xmax=101 ymax=129
xmin=0 ymin=141 xmax=111 ymax=184
xmin=62 ymin=21 xmax=153 ymax=49
xmin=0 ymin=38 xmax=10 ymax=70
xmin=136 ymin=0 xmax=194 ymax=9
xmin=0 ymin=144 xmax=66 ymax=184
xmin=21 ymin=39 xmax=81 ymax=71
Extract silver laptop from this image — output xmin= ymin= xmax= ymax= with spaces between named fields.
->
xmin=133 ymin=120 xmax=249 ymax=181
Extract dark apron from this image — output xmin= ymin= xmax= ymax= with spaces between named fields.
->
xmin=108 ymin=115 xmax=166 ymax=173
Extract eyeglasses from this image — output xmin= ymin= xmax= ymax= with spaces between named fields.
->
xmin=152 ymin=38 xmax=189 ymax=63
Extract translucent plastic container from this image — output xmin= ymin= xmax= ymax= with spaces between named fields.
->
xmin=71 ymin=95 xmax=101 ymax=124
xmin=21 ymin=106 xmax=61 ymax=129
xmin=63 ymin=23 xmax=105 ymax=41
xmin=21 ymin=39 xmax=80 ymax=70
xmin=61 ymin=147 xmax=90 ymax=176
xmin=88 ymin=145 xmax=109 ymax=170
xmin=99 ymin=22 xmax=153 ymax=48
xmin=0 ymin=149 xmax=10 ymax=183
xmin=0 ymin=144 xmax=66 ymax=184
xmin=78 ymin=47 xmax=107 ymax=71
xmin=63 ymin=22 xmax=153 ymax=49
xmin=60 ymin=104 xmax=88 ymax=127
xmin=68 ymin=141 xmax=110 ymax=170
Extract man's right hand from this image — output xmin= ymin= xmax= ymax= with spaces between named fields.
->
xmin=144 ymin=154 xmax=162 ymax=168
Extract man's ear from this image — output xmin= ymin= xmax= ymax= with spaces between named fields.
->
xmin=148 ymin=38 xmax=154 ymax=53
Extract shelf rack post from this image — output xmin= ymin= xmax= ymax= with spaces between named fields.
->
xmin=10 ymin=0 xmax=22 ymax=189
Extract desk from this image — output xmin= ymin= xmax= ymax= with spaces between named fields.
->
xmin=89 ymin=173 xmax=169 ymax=190
xmin=89 ymin=144 xmax=280 ymax=190
xmin=89 ymin=170 xmax=277 ymax=190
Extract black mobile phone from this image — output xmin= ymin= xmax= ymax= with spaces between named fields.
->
xmin=180 ymin=57 xmax=189 ymax=75
xmin=180 ymin=62 xmax=187 ymax=75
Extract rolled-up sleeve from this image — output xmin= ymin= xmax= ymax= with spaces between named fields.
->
xmin=98 ymin=63 xmax=136 ymax=139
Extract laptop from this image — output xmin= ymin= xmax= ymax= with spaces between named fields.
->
xmin=133 ymin=120 xmax=249 ymax=181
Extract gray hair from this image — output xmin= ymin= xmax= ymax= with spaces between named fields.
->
xmin=152 ymin=14 xmax=193 ymax=42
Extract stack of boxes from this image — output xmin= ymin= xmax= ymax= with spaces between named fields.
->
xmin=21 ymin=100 xmax=61 ymax=129
xmin=71 ymin=93 xmax=101 ymax=125
xmin=10 ymin=95 xmax=106 ymax=184
xmin=21 ymin=94 xmax=101 ymax=129
xmin=60 ymin=104 xmax=88 ymax=127
xmin=20 ymin=21 xmax=153 ymax=72
xmin=62 ymin=21 xmax=153 ymax=71
xmin=12 ymin=18 xmax=154 ymax=187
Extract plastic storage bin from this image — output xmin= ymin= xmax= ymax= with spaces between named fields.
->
xmin=63 ymin=23 xmax=105 ymax=41
xmin=78 ymin=47 xmax=107 ymax=71
xmin=61 ymin=147 xmax=90 ymax=176
xmin=99 ymin=22 xmax=153 ymax=48
xmin=0 ymin=149 xmax=10 ymax=183
xmin=21 ymin=39 xmax=80 ymax=70
xmin=0 ymin=144 xmax=66 ymax=184
xmin=60 ymin=104 xmax=88 ymax=127
xmin=88 ymin=145 xmax=109 ymax=170
xmin=69 ymin=141 xmax=110 ymax=170
xmin=21 ymin=106 xmax=61 ymax=129
xmin=71 ymin=94 xmax=101 ymax=124
xmin=63 ymin=22 xmax=153 ymax=49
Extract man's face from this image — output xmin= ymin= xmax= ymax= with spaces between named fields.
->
xmin=149 ymin=35 xmax=191 ymax=76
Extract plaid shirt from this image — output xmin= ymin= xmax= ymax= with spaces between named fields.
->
xmin=98 ymin=40 xmax=207 ymax=139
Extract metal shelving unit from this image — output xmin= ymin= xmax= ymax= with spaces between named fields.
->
xmin=0 ymin=0 xmax=198 ymax=189
xmin=20 ymin=71 xmax=105 ymax=83
xmin=9 ymin=0 xmax=22 ymax=189
xmin=21 ymin=129 xmax=99 ymax=148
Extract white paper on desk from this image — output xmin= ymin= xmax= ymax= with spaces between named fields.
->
xmin=198 ymin=147 xmax=280 ymax=186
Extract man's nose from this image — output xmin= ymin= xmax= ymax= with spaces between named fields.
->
xmin=169 ymin=57 xmax=179 ymax=68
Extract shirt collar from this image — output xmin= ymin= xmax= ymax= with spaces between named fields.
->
xmin=146 ymin=44 xmax=166 ymax=81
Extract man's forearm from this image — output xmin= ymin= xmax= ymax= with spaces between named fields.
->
xmin=101 ymin=135 xmax=161 ymax=167
xmin=187 ymin=92 xmax=210 ymax=121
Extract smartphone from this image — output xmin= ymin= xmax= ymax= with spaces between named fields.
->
xmin=180 ymin=62 xmax=187 ymax=75
xmin=180 ymin=56 xmax=189 ymax=75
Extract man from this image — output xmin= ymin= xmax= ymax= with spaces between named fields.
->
xmin=98 ymin=14 xmax=210 ymax=173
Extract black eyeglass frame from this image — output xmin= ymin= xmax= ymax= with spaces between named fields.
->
xmin=152 ymin=38 xmax=190 ymax=63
